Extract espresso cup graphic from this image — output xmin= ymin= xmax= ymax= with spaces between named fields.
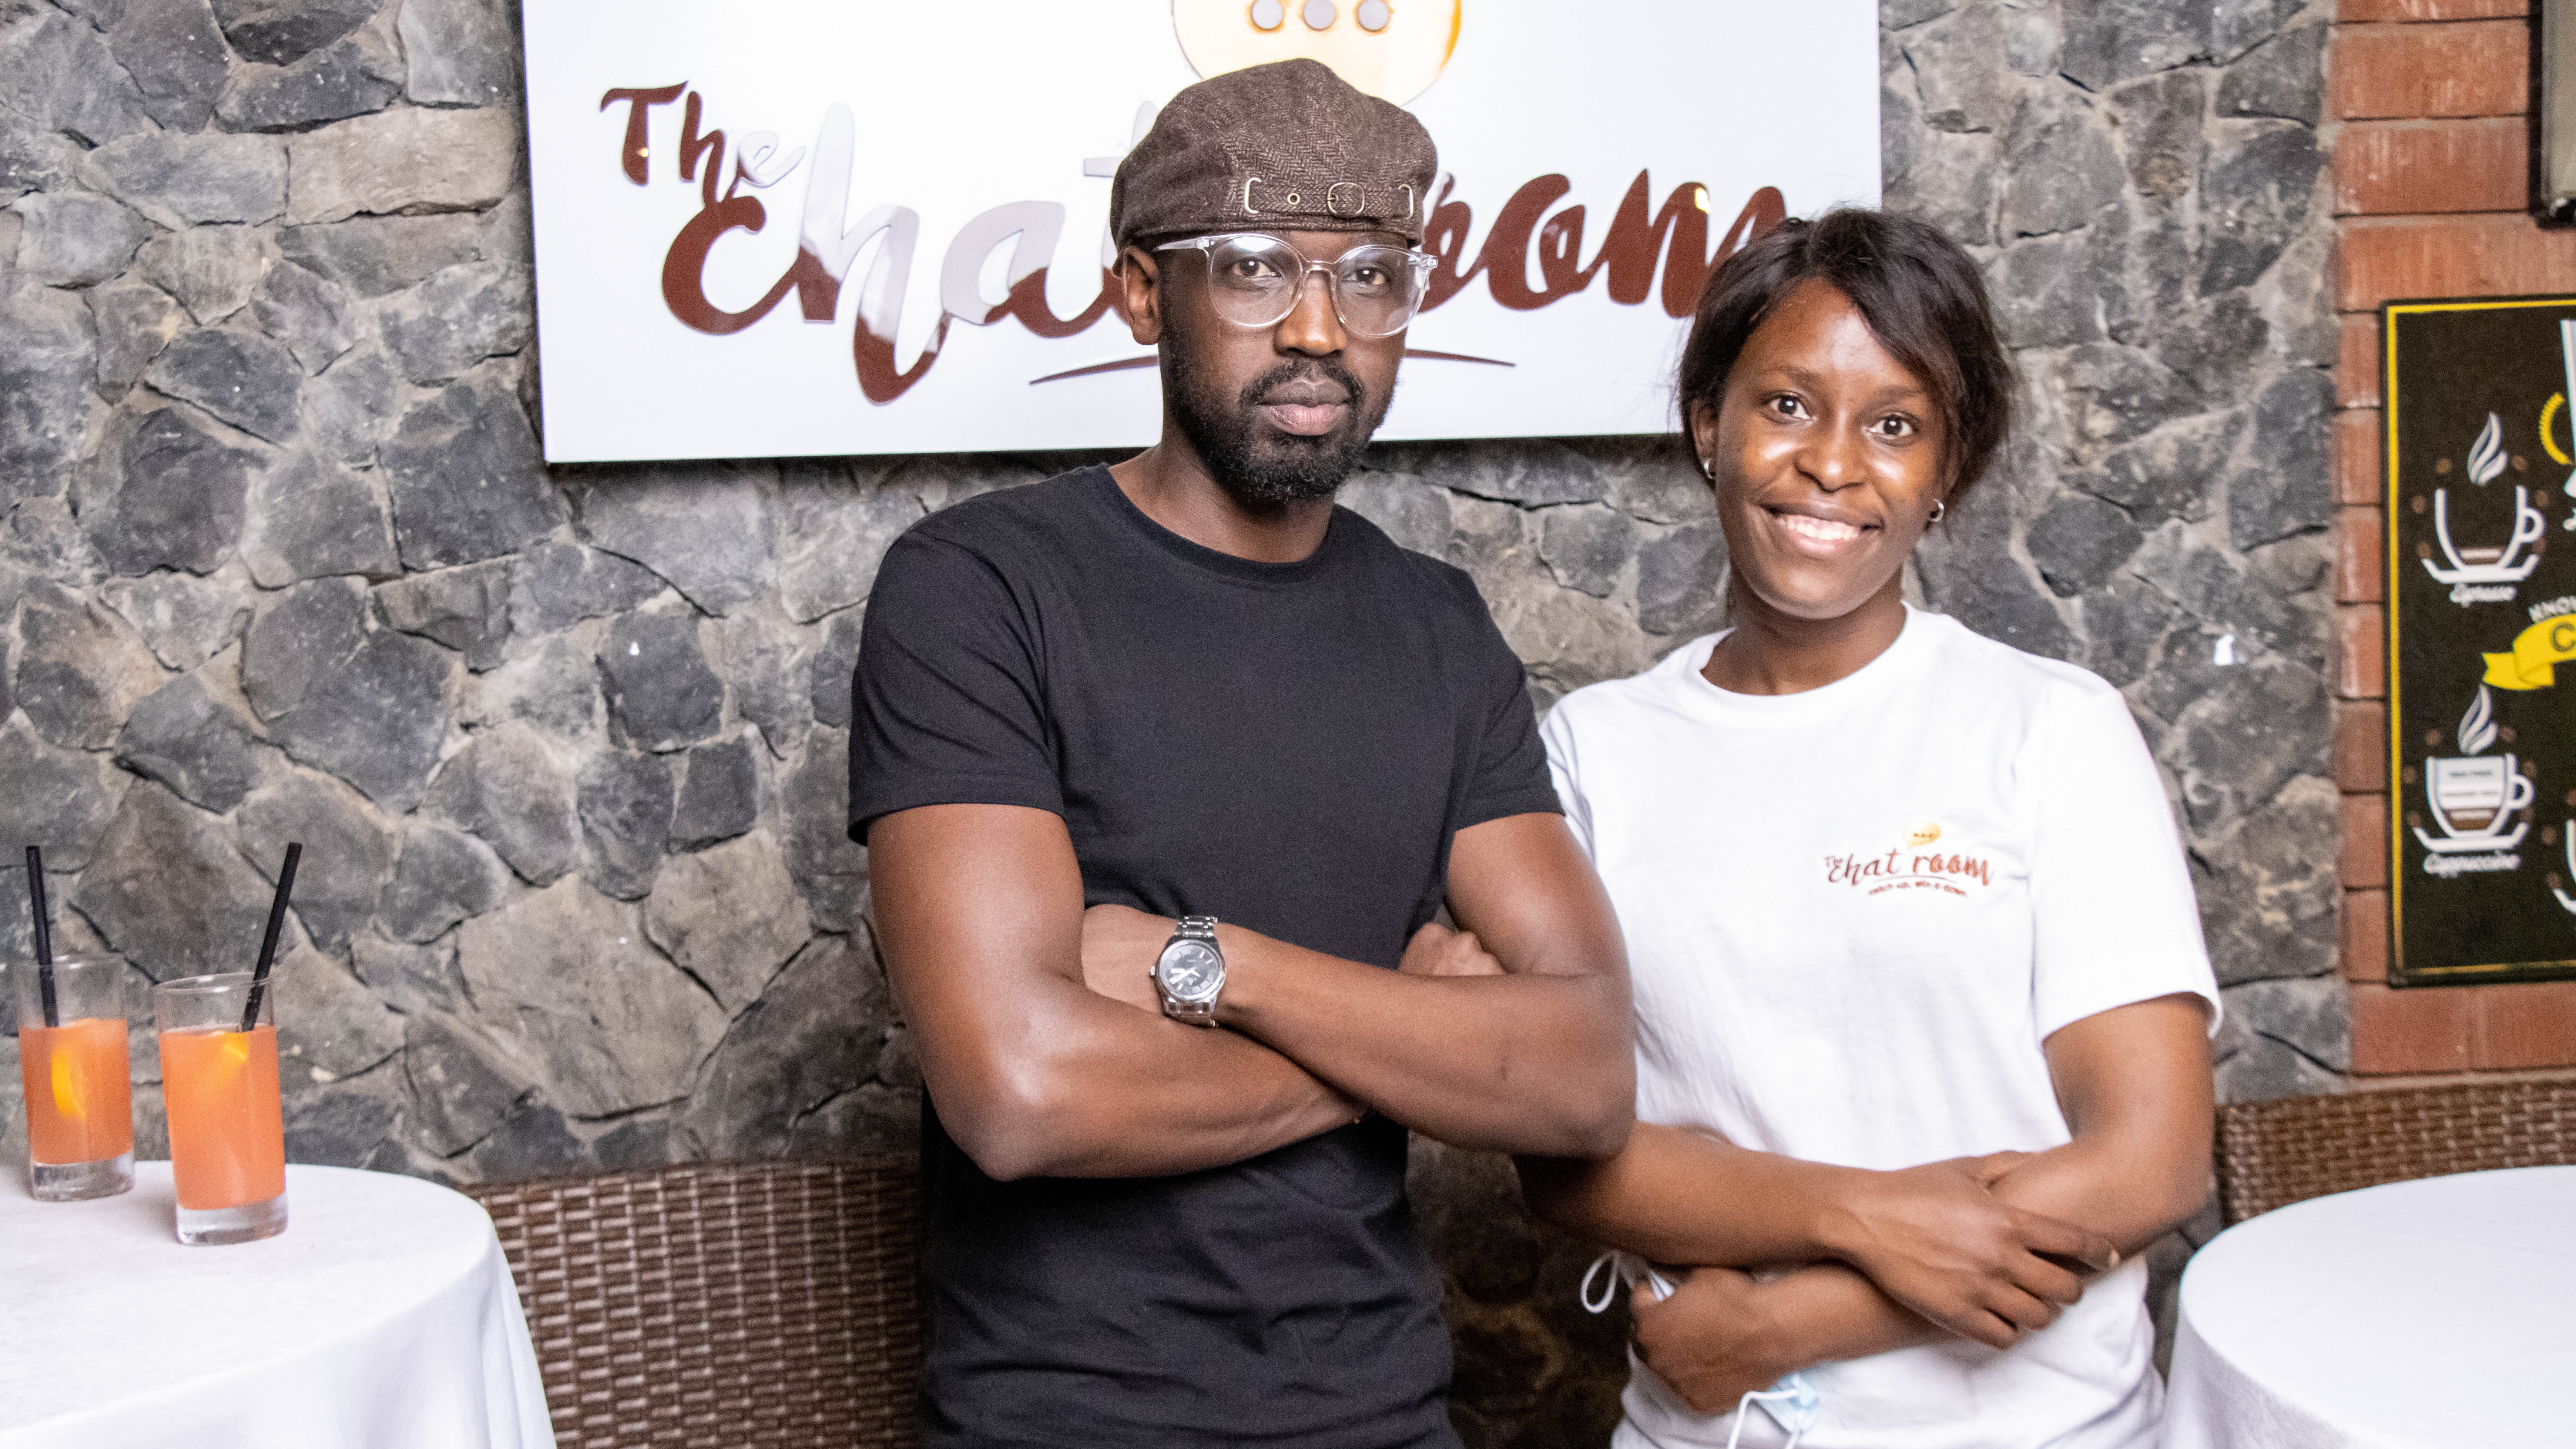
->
xmin=2424 ymin=755 xmax=2534 ymax=836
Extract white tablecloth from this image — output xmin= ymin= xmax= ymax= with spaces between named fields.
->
xmin=2162 ymin=1165 xmax=2576 ymax=1449
xmin=0 ymin=1162 xmax=554 ymax=1449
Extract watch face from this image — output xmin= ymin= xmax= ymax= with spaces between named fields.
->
xmin=1157 ymin=940 xmax=1222 ymax=1000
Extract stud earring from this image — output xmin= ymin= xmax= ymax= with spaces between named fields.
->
xmin=1698 ymin=457 xmax=1715 ymax=481
xmin=1927 ymin=499 xmax=1947 ymax=524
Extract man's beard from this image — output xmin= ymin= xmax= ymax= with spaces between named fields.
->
xmin=1164 ymin=326 xmax=1392 ymax=508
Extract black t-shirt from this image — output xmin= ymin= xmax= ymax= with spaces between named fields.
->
xmin=847 ymin=466 xmax=1559 ymax=1449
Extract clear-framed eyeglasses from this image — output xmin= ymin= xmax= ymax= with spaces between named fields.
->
xmin=1156 ymin=232 xmax=1438 ymax=338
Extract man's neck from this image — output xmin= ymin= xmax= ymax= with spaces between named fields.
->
xmin=1108 ymin=432 xmax=1336 ymax=565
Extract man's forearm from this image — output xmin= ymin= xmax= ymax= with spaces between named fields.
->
xmin=1213 ymin=926 xmax=1631 ymax=1157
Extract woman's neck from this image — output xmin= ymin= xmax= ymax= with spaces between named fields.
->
xmin=1701 ymin=575 xmax=1911 ymax=697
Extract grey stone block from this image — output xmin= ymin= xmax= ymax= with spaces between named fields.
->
xmin=1634 ymin=520 xmax=1727 ymax=637
xmin=241 ymin=447 xmax=399 ymax=586
xmin=1404 ymin=439 xmax=1605 ymax=506
xmin=0 ymin=712 xmax=126 ymax=872
xmin=138 ymin=227 xmax=278 ymax=326
xmin=2193 ymin=775 xmax=2337 ymax=985
xmin=396 ymin=0 xmax=517 ymax=106
xmin=0 ymin=11 xmax=156 ymax=148
xmin=2199 ymin=122 xmax=2321 ymax=294
xmin=775 ymin=475 xmax=920 ymax=623
xmin=238 ymin=770 xmax=392 ymax=950
xmin=455 ymin=877 xmax=729 ymax=1118
xmin=2216 ymin=24 xmax=2324 ymax=125
xmin=282 ymin=1064 xmax=406 ymax=1164
xmin=1338 ymin=471 xmax=1452 ymax=558
xmin=81 ymin=133 xmax=289 ymax=230
xmin=2111 ymin=69 xmax=2204 ymax=201
xmin=379 ymin=366 xmax=561 ymax=569
xmin=381 ymin=818 xmax=508 ymax=942
xmin=678 ymin=935 xmax=886 ymax=1159
xmin=2165 ymin=658 xmax=2330 ymax=829
xmin=375 ymin=559 xmax=510 ymax=668
xmin=403 ymin=1008 xmax=529 ymax=1153
xmin=2045 ymin=343 xmax=2198 ymax=462
xmin=272 ymin=630 xmax=453 ymax=809
xmin=780 ymin=731 xmax=862 ymax=932
xmin=12 ymin=191 xmax=150 ymax=286
xmin=98 ymin=570 xmax=251 ymax=670
xmin=788 ymin=1081 xmax=917 ymax=1159
xmin=0 ymin=106 xmax=78 ymax=202
xmin=570 ymin=466 xmax=776 ymax=618
xmin=299 ymin=343 xmax=395 ymax=467
xmin=2061 ymin=0 xmax=2209 ymax=90
xmin=2074 ymin=410 xmax=2243 ymax=526
xmin=145 ymin=328 xmax=305 ymax=445
xmin=276 ymin=211 xmax=481 ymax=297
xmin=10 ymin=583 xmax=163 ymax=749
xmin=250 ymin=260 xmax=355 ymax=374
xmin=1 ymin=279 xmax=100 ymax=504
xmin=105 ymin=0 xmax=230 ymax=132
xmin=2078 ymin=576 xmax=2186 ymax=689
xmin=671 ymin=734 xmax=759 ymax=851
xmin=80 ymin=406 xmax=257 ymax=576
xmin=2226 ymin=369 xmax=2332 ymax=550
xmin=2 ymin=496 xmax=107 ymax=586
xmin=467 ymin=634 xmax=596 ymax=738
xmin=806 ymin=608 xmax=862 ymax=731
xmin=269 ymin=934 xmax=404 ymax=1074
xmin=1537 ymin=506 xmax=1631 ymax=599
xmin=89 ymin=276 xmax=187 ymax=398
xmin=285 ymin=105 xmax=518 ymax=225
xmin=208 ymin=0 xmax=376 ymax=66
xmin=71 ymin=781 xmax=275 ymax=980
xmin=117 ymin=673 xmax=261 ymax=813
xmin=2211 ymin=0 xmax=2303 ymax=66
xmin=424 ymin=722 xmax=579 ymax=886
xmin=710 ymin=608 xmax=811 ymax=753
xmin=467 ymin=1100 xmax=588 ymax=1180
xmin=644 ymin=831 xmax=811 ymax=1012
xmin=217 ymin=28 xmax=403 ymax=132
xmin=577 ymin=749 xmax=672 ymax=900
xmin=2027 ymin=494 xmax=2143 ymax=598
xmin=1914 ymin=500 xmax=2079 ymax=663
xmin=509 ymin=540 xmax=666 ymax=636
xmin=2130 ymin=519 xmax=2322 ymax=670
xmin=1989 ymin=233 xmax=2106 ymax=351
xmin=1882 ymin=125 xmax=1998 ymax=248
xmin=352 ymin=931 xmax=462 ymax=1015
xmin=1902 ymin=5 xmax=2015 ymax=135
xmin=601 ymin=609 xmax=722 ymax=752
xmin=378 ymin=259 xmax=533 ymax=383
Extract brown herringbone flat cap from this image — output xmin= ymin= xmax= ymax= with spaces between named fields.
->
xmin=1113 ymin=58 xmax=1437 ymax=249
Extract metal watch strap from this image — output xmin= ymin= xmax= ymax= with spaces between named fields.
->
xmin=1157 ymin=915 xmax=1223 ymax=1026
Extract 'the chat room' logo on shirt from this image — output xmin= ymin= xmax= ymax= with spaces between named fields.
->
xmin=1823 ymin=823 xmax=1992 ymax=898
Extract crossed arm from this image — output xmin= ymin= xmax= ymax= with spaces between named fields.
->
xmin=867 ymin=803 xmax=1634 ymax=1182
xmin=1517 ymin=994 xmax=2214 ymax=1413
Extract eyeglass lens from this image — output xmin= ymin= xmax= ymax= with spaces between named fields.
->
xmin=1200 ymin=236 xmax=1425 ymax=337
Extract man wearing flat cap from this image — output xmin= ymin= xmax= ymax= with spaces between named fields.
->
xmin=851 ymin=59 xmax=1633 ymax=1448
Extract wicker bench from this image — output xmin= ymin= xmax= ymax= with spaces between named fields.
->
xmin=2213 ymin=1077 xmax=2576 ymax=1224
xmin=463 ymin=1158 xmax=921 ymax=1449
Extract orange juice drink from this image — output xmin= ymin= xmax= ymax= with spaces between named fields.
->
xmin=151 ymin=972 xmax=288 ymax=1244
xmin=21 ymin=1017 xmax=134 ymax=1165
xmin=11 ymin=953 xmax=135 ymax=1201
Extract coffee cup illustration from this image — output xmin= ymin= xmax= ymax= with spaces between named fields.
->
xmin=2423 ymin=415 xmax=2546 ymax=586
xmin=2415 ymin=685 xmax=2535 ymax=853
xmin=1174 ymin=0 xmax=1463 ymax=103
xmin=2554 ymin=827 xmax=2576 ymax=916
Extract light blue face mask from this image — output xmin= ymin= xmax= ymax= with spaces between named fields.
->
xmin=1580 ymin=1252 xmax=1826 ymax=1449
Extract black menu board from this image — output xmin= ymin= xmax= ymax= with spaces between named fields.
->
xmin=2386 ymin=294 xmax=2576 ymax=986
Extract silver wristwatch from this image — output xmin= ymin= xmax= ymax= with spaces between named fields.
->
xmin=1152 ymin=915 xmax=1225 ymax=1026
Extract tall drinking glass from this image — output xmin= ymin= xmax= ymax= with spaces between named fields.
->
xmin=11 ymin=954 xmax=135 ymax=1201
xmin=152 ymin=973 xmax=286 ymax=1245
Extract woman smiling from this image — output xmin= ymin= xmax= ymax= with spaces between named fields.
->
xmin=1520 ymin=210 xmax=2221 ymax=1448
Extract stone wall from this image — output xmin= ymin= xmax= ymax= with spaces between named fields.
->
xmin=1 ymin=1 xmax=2334 ymax=1443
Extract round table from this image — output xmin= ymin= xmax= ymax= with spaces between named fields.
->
xmin=2161 ymin=1165 xmax=2575 ymax=1449
xmin=0 ymin=1161 xmax=554 ymax=1449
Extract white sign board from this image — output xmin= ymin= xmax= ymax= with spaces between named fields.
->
xmin=520 ymin=1 xmax=1880 ymax=462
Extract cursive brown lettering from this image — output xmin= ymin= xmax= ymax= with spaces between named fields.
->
xmin=601 ymin=83 xmax=685 ymax=186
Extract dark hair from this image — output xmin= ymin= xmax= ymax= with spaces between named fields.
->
xmin=1676 ymin=208 xmax=2013 ymax=502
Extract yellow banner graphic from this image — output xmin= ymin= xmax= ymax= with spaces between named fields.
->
xmin=2483 ymin=615 xmax=2576 ymax=690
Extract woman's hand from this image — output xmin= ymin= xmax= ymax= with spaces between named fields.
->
xmin=1078 ymin=903 xmax=1169 ymax=1013
xmin=1398 ymin=920 xmax=1505 ymax=977
xmin=1822 ymin=1154 xmax=2116 ymax=1348
xmin=1630 ymin=1266 xmax=1798 ymax=1416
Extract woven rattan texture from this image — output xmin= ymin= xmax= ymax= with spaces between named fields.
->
xmin=464 ymin=1159 xmax=921 ymax=1448
xmin=2214 ymin=1079 xmax=2576 ymax=1223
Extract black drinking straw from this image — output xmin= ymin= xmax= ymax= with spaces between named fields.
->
xmin=240 ymin=842 xmax=301 ymax=1034
xmin=26 ymin=846 xmax=58 ymax=1029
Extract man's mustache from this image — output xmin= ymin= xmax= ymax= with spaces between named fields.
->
xmin=1238 ymin=359 xmax=1368 ymax=423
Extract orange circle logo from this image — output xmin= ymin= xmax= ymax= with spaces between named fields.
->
xmin=1174 ymin=0 xmax=1463 ymax=104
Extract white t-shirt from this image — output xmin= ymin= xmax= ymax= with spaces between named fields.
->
xmin=1542 ymin=608 xmax=2220 ymax=1449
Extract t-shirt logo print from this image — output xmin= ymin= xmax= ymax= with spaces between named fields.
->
xmin=1823 ymin=823 xmax=1992 ymax=898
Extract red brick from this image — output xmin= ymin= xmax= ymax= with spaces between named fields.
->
xmin=2334 ymin=22 xmax=2530 ymax=120
xmin=2339 ymin=0 xmax=2525 ymax=19
xmin=2343 ymin=889 xmax=2392 ymax=983
xmin=2339 ymin=604 xmax=2388 ymax=700
xmin=2337 ymin=700 xmax=2391 ymax=791
xmin=2469 ymin=981 xmax=2576 ymax=1067
xmin=2338 ymin=215 xmax=2576 ymax=312
xmin=2339 ymin=316 xmax=2383 ymax=409
xmin=2335 ymin=118 xmax=2528 ymax=215
xmin=2338 ymin=506 xmax=2386 ymax=603
xmin=2342 ymin=791 xmax=2391 ymax=888
xmin=2337 ymin=409 xmax=2385 ymax=505
xmin=2352 ymin=983 xmax=2476 ymax=1073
